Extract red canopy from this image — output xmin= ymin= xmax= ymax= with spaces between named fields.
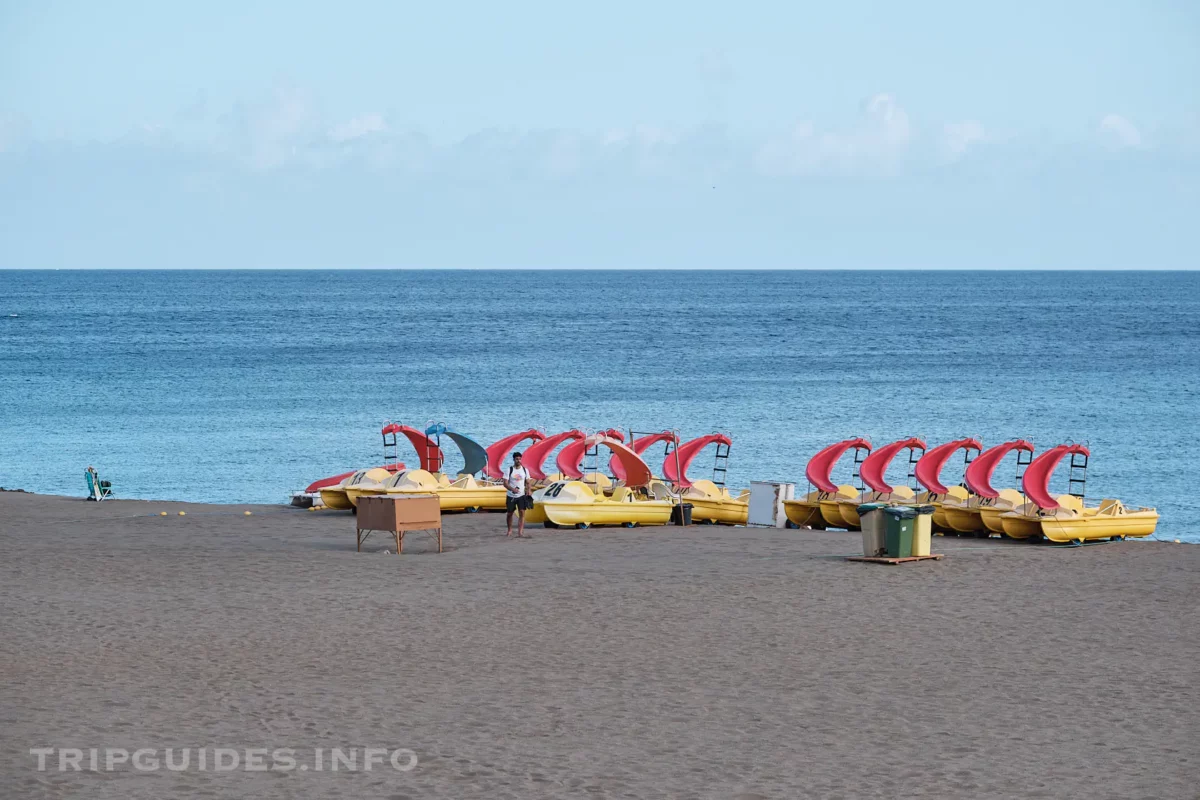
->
xmin=1021 ymin=444 xmax=1090 ymax=510
xmin=914 ymin=438 xmax=983 ymax=494
xmin=552 ymin=429 xmax=628 ymax=477
xmin=380 ymin=424 xmax=443 ymax=472
xmin=520 ymin=429 xmax=585 ymax=481
xmin=611 ymin=431 xmax=677 ymax=481
xmin=484 ymin=429 xmax=545 ymax=479
xmin=592 ymin=435 xmax=654 ymax=487
xmin=860 ymin=437 xmax=927 ymax=493
xmin=964 ymin=440 xmax=1035 ymax=498
xmin=662 ymin=433 xmax=731 ymax=488
xmin=804 ymin=438 xmax=872 ymax=493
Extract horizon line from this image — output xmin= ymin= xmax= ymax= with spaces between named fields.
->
xmin=2 ymin=267 xmax=1197 ymax=272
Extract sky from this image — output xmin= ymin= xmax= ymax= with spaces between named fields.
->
xmin=0 ymin=0 xmax=1197 ymax=269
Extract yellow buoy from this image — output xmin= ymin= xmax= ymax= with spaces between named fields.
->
xmin=244 ymin=510 xmax=252 ymax=516
xmin=1175 ymin=539 xmax=1182 ymax=543
xmin=178 ymin=511 xmax=186 ymax=516
xmin=160 ymin=511 xmax=168 ymax=516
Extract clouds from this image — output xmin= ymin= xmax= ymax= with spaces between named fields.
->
xmin=754 ymin=93 xmax=914 ymax=176
xmin=8 ymin=84 xmax=1182 ymax=184
xmin=0 ymin=112 xmax=31 ymax=153
xmin=1099 ymin=114 xmax=1142 ymax=149
xmin=942 ymin=120 xmax=986 ymax=160
xmin=329 ymin=112 xmax=388 ymax=143
xmin=228 ymin=85 xmax=319 ymax=169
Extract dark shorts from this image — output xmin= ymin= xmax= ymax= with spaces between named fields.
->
xmin=506 ymin=495 xmax=533 ymax=512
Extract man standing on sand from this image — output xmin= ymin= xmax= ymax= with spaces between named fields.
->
xmin=505 ymin=451 xmax=533 ymax=538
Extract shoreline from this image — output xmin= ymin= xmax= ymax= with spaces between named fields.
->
xmin=2 ymin=490 xmax=1196 ymax=798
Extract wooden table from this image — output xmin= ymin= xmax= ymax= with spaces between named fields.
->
xmin=355 ymin=495 xmax=443 ymax=554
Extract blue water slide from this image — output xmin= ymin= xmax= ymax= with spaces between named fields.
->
xmin=424 ymin=423 xmax=489 ymax=476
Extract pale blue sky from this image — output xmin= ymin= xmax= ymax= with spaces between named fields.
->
xmin=1 ymin=0 xmax=1197 ymax=268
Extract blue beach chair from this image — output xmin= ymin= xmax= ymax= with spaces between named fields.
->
xmin=85 ymin=467 xmax=114 ymax=501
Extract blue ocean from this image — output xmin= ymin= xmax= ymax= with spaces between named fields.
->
xmin=2 ymin=270 xmax=1197 ymax=541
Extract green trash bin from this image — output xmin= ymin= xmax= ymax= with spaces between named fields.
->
xmin=883 ymin=506 xmax=917 ymax=558
xmin=857 ymin=502 xmax=891 ymax=557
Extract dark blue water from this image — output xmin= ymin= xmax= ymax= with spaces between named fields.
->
xmin=2 ymin=270 xmax=1197 ymax=541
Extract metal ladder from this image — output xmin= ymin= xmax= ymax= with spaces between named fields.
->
xmin=382 ymin=425 xmax=399 ymax=466
xmin=1016 ymin=445 xmax=1034 ymax=501
xmin=852 ymin=445 xmax=868 ymax=491
xmin=907 ymin=444 xmax=926 ymax=490
xmin=958 ymin=444 xmax=977 ymax=488
xmin=1068 ymin=447 xmax=1089 ymax=499
xmin=712 ymin=437 xmax=730 ymax=488
xmin=582 ymin=437 xmax=602 ymax=489
xmin=425 ymin=428 xmax=445 ymax=473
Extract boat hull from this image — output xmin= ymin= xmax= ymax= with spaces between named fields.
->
xmin=783 ymin=499 xmax=825 ymax=529
xmin=319 ymin=487 xmax=353 ymax=510
xmin=999 ymin=512 xmax=1043 ymax=539
xmin=1040 ymin=510 xmax=1158 ymax=542
xmin=687 ymin=496 xmax=749 ymax=525
xmin=941 ymin=504 xmax=986 ymax=534
xmin=542 ymin=501 xmax=672 ymax=527
xmin=979 ymin=506 xmax=1012 ymax=534
xmin=684 ymin=484 xmax=750 ymax=525
xmin=344 ymin=485 xmax=384 ymax=507
xmin=838 ymin=501 xmax=862 ymax=529
xmin=537 ymin=480 xmax=673 ymax=528
xmin=389 ymin=487 xmax=506 ymax=511
xmin=818 ymin=498 xmax=851 ymax=529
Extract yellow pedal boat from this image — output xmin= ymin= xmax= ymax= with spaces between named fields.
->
xmin=794 ymin=437 xmax=873 ymax=530
xmin=534 ymin=434 xmax=672 ymax=528
xmin=818 ymin=484 xmax=863 ymax=529
xmin=525 ymin=473 xmax=617 ymax=525
xmin=999 ymin=444 xmax=1158 ymax=542
xmin=658 ymin=434 xmax=748 ymax=525
xmin=944 ymin=489 xmax=1025 ymax=534
xmin=940 ymin=439 xmax=1035 ymax=534
xmin=783 ymin=490 xmax=827 ymax=528
xmin=321 ymin=467 xmax=393 ymax=510
xmin=913 ymin=437 xmax=983 ymax=531
xmin=538 ymin=481 xmax=673 ymax=528
xmin=384 ymin=469 xmax=507 ymax=511
xmin=684 ymin=479 xmax=750 ymax=525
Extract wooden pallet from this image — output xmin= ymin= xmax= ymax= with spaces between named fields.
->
xmin=846 ymin=554 xmax=944 ymax=565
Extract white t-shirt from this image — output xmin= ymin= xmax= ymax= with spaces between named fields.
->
xmin=506 ymin=466 xmax=529 ymax=497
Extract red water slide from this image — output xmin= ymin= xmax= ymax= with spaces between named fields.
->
xmin=914 ymin=438 xmax=983 ymax=494
xmin=611 ymin=431 xmax=678 ymax=481
xmin=963 ymin=440 xmax=1035 ymax=498
xmin=520 ymin=430 xmax=585 ymax=481
xmin=555 ymin=429 xmax=626 ymax=478
xmin=578 ymin=434 xmax=654 ymax=487
xmin=484 ymin=429 xmax=545 ymax=479
xmin=860 ymin=437 xmax=928 ymax=493
xmin=661 ymin=433 xmax=731 ymax=489
xmin=1021 ymin=444 xmax=1090 ymax=510
xmin=804 ymin=438 xmax=872 ymax=493
xmin=381 ymin=423 xmax=444 ymax=472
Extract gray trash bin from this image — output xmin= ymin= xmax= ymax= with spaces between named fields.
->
xmin=857 ymin=502 xmax=890 ymax=557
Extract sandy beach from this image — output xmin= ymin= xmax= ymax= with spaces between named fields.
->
xmin=1 ymin=490 xmax=1196 ymax=799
